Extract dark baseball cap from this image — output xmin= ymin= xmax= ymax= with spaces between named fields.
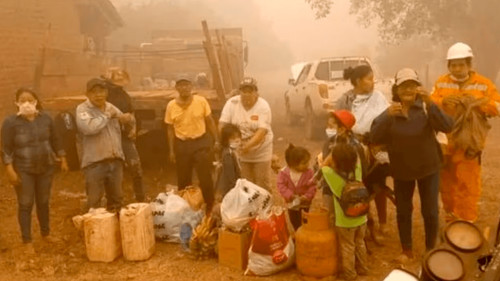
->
xmin=175 ymin=74 xmax=192 ymax=84
xmin=86 ymin=78 xmax=107 ymax=92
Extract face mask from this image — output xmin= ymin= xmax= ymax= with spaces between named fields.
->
xmin=325 ymin=128 xmax=337 ymax=138
xmin=16 ymin=101 xmax=38 ymax=116
xmin=374 ymin=151 xmax=390 ymax=164
xmin=229 ymin=139 xmax=241 ymax=149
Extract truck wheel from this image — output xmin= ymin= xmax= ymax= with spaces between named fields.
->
xmin=285 ymin=98 xmax=297 ymax=126
xmin=304 ymin=103 xmax=321 ymax=140
xmin=53 ymin=112 xmax=80 ymax=170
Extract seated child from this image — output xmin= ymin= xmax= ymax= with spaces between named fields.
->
xmin=277 ymin=144 xmax=316 ymax=230
xmin=322 ymin=140 xmax=368 ymax=281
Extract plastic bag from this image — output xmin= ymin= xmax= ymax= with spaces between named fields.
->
xmin=245 ymin=207 xmax=295 ymax=276
xmin=178 ymin=186 xmax=204 ymax=211
xmin=150 ymin=191 xmax=203 ymax=243
xmin=220 ymin=178 xmax=273 ymax=232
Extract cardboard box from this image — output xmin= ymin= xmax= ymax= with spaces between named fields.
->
xmin=218 ymin=228 xmax=252 ymax=270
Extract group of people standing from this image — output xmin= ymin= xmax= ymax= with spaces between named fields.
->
xmin=1 ymin=41 xmax=499 ymax=281
xmin=321 ymin=42 xmax=498 ymax=280
xmin=269 ymin=42 xmax=499 ymax=280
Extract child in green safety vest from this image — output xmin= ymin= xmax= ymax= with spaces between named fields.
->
xmin=322 ymin=139 xmax=368 ymax=281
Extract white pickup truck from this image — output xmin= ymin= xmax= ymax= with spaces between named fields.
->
xmin=284 ymin=56 xmax=392 ymax=139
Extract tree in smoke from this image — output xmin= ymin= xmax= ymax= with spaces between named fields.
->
xmin=306 ymin=0 xmax=500 ymax=79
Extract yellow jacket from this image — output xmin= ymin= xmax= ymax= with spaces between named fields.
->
xmin=430 ymin=71 xmax=500 ymax=117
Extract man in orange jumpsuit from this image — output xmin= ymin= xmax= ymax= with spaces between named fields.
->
xmin=431 ymin=42 xmax=500 ymax=222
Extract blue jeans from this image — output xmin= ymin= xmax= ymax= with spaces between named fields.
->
xmin=394 ymin=172 xmax=439 ymax=251
xmin=122 ymin=137 xmax=146 ymax=201
xmin=15 ymin=166 xmax=54 ymax=243
xmin=84 ymin=159 xmax=123 ymax=211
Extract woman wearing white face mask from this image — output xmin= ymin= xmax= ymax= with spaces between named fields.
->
xmin=215 ymin=123 xmax=242 ymax=201
xmin=336 ymin=65 xmax=389 ymax=136
xmin=335 ymin=65 xmax=391 ymax=238
xmin=1 ymin=88 xmax=68 ymax=253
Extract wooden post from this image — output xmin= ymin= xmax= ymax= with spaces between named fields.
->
xmin=223 ymin=36 xmax=243 ymax=87
xmin=216 ymin=30 xmax=234 ymax=91
xmin=33 ymin=46 xmax=47 ymax=93
xmin=201 ymin=20 xmax=226 ymax=101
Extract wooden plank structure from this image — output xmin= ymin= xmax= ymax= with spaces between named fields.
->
xmin=147 ymin=21 xmax=246 ymax=102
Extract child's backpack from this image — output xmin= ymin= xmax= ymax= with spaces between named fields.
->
xmin=339 ymin=177 xmax=370 ymax=217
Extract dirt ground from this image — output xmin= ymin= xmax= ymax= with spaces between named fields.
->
xmin=0 ymin=105 xmax=500 ymax=281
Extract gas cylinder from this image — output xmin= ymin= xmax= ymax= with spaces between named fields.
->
xmin=422 ymin=249 xmax=464 ymax=281
xmin=295 ymin=208 xmax=338 ymax=278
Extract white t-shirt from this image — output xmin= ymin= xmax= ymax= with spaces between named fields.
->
xmin=351 ymin=89 xmax=389 ymax=135
xmin=219 ymin=96 xmax=273 ymax=162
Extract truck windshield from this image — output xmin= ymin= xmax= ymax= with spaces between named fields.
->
xmin=315 ymin=59 xmax=370 ymax=81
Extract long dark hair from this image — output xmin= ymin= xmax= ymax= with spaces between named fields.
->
xmin=15 ymin=88 xmax=43 ymax=110
xmin=343 ymin=65 xmax=373 ymax=87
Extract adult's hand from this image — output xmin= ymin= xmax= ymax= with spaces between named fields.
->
xmin=118 ymin=113 xmax=133 ymax=124
xmin=60 ymin=157 xmax=69 ymax=173
xmin=442 ymin=95 xmax=461 ymax=108
xmin=470 ymin=97 xmax=490 ymax=108
xmin=239 ymin=143 xmax=250 ymax=155
xmin=387 ymin=103 xmax=405 ymax=117
xmin=6 ymin=165 xmax=20 ymax=186
xmin=417 ymin=87 xmax=432 ymax=105
xmin=127 ymin=130 xmax=137 ymax=141
xmin=169 ymin=151 xmax=176 ymax=164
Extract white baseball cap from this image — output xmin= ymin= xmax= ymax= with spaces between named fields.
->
xmin=395 ymin=68 xmax=421 ymax=86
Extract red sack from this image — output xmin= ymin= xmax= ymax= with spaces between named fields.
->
xmin=245 ymin=208 xmax=295 ymax=276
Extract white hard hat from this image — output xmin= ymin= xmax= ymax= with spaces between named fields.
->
xmin=447 ymin=42 xmax=474 ymax=60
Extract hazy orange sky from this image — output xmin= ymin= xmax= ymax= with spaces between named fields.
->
xmin=110 ymin=0 xmax=379 ymax=62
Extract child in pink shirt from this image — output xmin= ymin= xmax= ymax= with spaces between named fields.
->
xmin=277 ymin=144 xmax=317 ymax=230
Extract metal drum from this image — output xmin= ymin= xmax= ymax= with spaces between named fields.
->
xmin=422 ymin=249 xmax=465 ymax=281
xmin=383 ymin=268 xmax=419 ymax=281
xmin=444 ymin=220 xmax=483 ymax=252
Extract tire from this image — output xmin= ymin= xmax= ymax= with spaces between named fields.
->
xmin=304 ymin=101 xmax=321 ymax=140
xmin=53 ymin=112 xmax=80 ymax=170
xmin=285 ymin=98 xmax=297 ymax=126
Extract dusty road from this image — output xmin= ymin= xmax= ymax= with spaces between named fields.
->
xmin=0 ymin=104 xmax=499 ymax=281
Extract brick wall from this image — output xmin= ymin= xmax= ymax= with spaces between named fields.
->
xmin=0 ymin=0 xmax=83 ymax=116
